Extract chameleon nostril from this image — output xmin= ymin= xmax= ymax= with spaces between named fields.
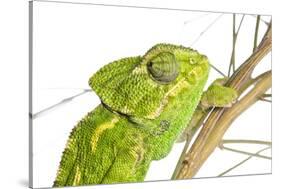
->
xmin=189 ymin=57 xmax=196 ymax=64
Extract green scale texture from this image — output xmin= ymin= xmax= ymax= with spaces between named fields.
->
xmin=54 ymin=43 xmax=210 ymax=187
xmin=54 ymin=105 xmax=152 ymax=186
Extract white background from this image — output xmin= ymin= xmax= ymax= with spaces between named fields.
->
xmin=0 ymin=0 xmax=280 ymax=189
xmin=31 ymin=1 xmax=272 ymax=188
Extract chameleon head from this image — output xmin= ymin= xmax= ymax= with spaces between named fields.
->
xmin=89 ymin=43 xmax=210 ymax=119
xmin=143 ymin=43 xmax=210 ymax=87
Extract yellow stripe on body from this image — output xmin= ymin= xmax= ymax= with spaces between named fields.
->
xmin=147 ymin=78 xmax=189 ymax=119
xmin=165 ymin=78 xmax=189 ymax=97
xmin=91 ymin=117 xmax=119 ymax=152
xmin=73 ymin=166 xmax=81 ymax=186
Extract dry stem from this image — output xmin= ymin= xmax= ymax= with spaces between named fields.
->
xmin=175 ymin=22 xmax=272 ymax=179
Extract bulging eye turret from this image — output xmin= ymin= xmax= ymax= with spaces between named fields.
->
xmin=147 ymin=52 xmax=179 ymax=84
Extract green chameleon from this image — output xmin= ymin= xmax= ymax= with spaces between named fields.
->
xmin=53 ymin=43 xmax=237 ymax=187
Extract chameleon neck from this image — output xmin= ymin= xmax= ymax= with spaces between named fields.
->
xmin=146 ymin=76 xmax=208 ymax=160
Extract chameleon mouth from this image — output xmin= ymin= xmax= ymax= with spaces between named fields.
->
xmin=185 ymin=53 xmax=209 ymax=85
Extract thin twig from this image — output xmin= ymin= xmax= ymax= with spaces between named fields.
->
xmin=262 ymin=94 xmax=272 ymax=98
xmin=259 ymin=98 xmax=272 ymax=103
xmin=42 ymin=87 xmax=92 ymax=91
xmin=184 ymin=13 xmax=211 ymax=25
xmin=210 ymin=64 xmax=227 ymax=77
xmin=259 ymin=93 xmax=272 ymax=102
xmin=190 ymin=13 xmax=224 ymax=47
xmin=220 ymin=139 xmax=271 ymax=146
xmin=229 ymin=14 xmax=236 ymax=76
xmin=236 ymin=15 xmax=245 ymax=35
xmin=32 ymin=89 xmax=92 ymax=119
xmin=217 ymin=146 xmax=271 ymax=177
xmin=218 ymin=144 xmax=271 ymax=160
xmin=250 ymin=15 xmax=269 ymax=26
xmin=253 ymin=15 xmax=261 ymax=52
xmin=226 ymin=22 xmax=271 ymax=89
xmin=228 ymin=14 xmax=245 ymax=77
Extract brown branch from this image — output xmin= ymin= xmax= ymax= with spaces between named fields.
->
xmin=226 ymin=22 xmax=271 ymax=90
xmin=175 ymin=22 xmax=272 ymax=179
xmin=171 ymin=107 xmax=212 ymax=179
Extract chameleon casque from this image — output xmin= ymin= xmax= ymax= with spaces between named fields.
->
xmin=53 ymin=43 xmax=237 ymax=187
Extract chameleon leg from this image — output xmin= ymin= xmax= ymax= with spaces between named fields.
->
xmin=176 ymin=106 xmax=207 ymax=143
xmin=177 ymin=78 xmax=238 ymax=142
xmin=200 ymin=78 xmax=238 ymax=109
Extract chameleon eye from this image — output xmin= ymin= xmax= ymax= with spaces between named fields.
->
xmin=147 ymin=52 xmax=179 ymax=84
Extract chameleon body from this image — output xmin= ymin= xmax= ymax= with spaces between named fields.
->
xmin=54 ymin=43 xmax=214 ymax=187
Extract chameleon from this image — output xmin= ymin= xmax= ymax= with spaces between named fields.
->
xmin=53 ymin=43 xmax=237 ymax=187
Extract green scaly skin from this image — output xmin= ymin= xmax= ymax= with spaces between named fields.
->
xmin=53 ymin=43 xmax=210 ymax=187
